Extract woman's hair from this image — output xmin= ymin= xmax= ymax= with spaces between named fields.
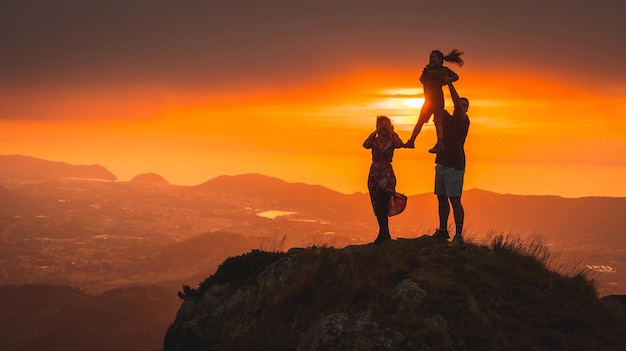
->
xmin=376 ymin=115 xmax=394 ymax=136
xmin=376 ymin=115 xmax=393 ymax=129
xmin=432 ymin=49 xmax=464 ymax=66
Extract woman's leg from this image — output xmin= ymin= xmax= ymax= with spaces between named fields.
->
xmin=374 ymin=191 xmax=391 ymax=243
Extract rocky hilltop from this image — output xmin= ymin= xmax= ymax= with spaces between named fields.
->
xmin=163 ymin=235 xmax=626 ymax=351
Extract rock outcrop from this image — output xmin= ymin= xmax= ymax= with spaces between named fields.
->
xmin=164 ymin=236 xmax=626 ymax=351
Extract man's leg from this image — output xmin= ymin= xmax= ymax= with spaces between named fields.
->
xmin=432 ymin=194 xmax=450 ymax=240
xmin=450 ymin=196 xmax=464 ymax=244
xmin=437 ymin=195 xmax=450 ymax=232
xmin=433 ymin=165 xmax=450 ymax=240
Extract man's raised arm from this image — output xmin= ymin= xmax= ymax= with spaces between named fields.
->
xmin=447 ymin=82 xmax=463 ymax=111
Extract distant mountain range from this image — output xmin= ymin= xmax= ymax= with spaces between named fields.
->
xmin=1 ymin=154 xmax=625 ymax=295
xmin=2 ymin=154 xmax=625 ymax=247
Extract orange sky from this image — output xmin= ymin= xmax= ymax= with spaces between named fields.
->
xmin=1 ymin=1 xmax=626 ymax=198
xmin=2 ymin=68 xmax=625 ymax=197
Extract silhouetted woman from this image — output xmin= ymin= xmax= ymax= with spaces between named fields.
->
xmin=405 ymin=49 xmax=464 ymax=153
xmin=363 ymin=116 xmax=405 ymax=244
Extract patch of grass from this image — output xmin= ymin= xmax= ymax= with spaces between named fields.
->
xmin=177 ymin=249 xmax=287 ymax=301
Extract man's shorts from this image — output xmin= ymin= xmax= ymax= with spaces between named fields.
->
xmin=434 ymin=164 xmax=465 ymax=197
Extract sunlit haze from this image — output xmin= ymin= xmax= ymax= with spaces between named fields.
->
xmin=2 ymin=0 xmax=626 ymax=198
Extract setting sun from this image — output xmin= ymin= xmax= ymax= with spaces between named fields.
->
xmin=402 ymin=97 xmax=424 ymax=109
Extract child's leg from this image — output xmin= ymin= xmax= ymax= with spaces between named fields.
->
xmin=407 ymin=99 xmax=436 ymax=147
xmin=428 ymin=109 xmax=445 ymax=153
xmin=408 ymin=109 xmax=430 ymax=142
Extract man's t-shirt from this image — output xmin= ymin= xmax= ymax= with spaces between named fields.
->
xmin=435 ymin=108 xmax=470 ymax=170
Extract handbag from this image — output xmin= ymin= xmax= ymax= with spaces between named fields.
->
xmin=388 ymin=192 xmax=407 ymax=216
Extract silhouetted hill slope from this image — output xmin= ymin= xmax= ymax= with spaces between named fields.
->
xmin=130 ymin=172 xmax=168 ymax=184
xmin=195 ymin=173 xmax=369 ymax=221
xmin=195 ymin=174 xmax=626 ymax=245
xmin=386 ymin=189 xmax=626 ymax=245
xmin=165 ymin=236 xmax=626 ymax=351
xmin=137 ymin=231 xmax=259 ymax=274
xmin=0 ymin=284 xmax=180 ymax=351
xmin=461 ymin=189 xmax=625 ymax=244
xmin=0 ymin=155 xmax=116 ymax=181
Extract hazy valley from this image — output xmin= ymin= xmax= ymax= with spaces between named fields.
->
xmin=1 ymin=155 xmax=626 ymax=350
xmin=1 ymin=155 xmax=624 ymax=295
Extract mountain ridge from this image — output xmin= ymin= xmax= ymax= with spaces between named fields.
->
xmin=0 ymin=155 xmax=116 ymax=181
xmin=6 ymin=154 xmax=626 ymax=199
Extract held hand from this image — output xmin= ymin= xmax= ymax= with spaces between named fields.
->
xmin=403 ymin=139 xmax=415 ymax=149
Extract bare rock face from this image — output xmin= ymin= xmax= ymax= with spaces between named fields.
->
xmin=164 ymin=249 xmax=300 ymax=350
xmin=391 ymin=278 xmax=427 ymax=313
xmin=297 ymin=313 xmax=409 ymax=351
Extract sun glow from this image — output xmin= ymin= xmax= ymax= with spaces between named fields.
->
xmin=376 ymin=88 xmax=423 ymax=108
xmin=3 ymin=69 xmax=626 ymax=198
xmin=402 ymin=97 xmax=424 ymax=109
xmin=367 ymin=88 xmax=424 ymax=127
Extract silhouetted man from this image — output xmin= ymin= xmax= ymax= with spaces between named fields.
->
xmin=430 ymin=81 xmax=470 ymax=245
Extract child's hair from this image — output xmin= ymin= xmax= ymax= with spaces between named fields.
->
xmin=432 ymin=49 xmax=464 ymax=67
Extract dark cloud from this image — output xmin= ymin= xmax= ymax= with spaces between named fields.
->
xmin=1 ymin=0 xmax=625 ymax=92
